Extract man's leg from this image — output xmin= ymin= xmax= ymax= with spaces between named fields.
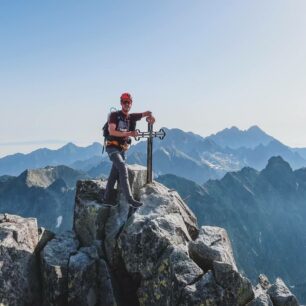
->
xmin=109 ymin=151 xmax=143 ymax=208
xmin=103 ymin=163 xmax=119 ymax=203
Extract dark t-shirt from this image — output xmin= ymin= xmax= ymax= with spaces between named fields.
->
xmin=109 ymin=111 xmax=142 ymax=126
xmin=108 ymin=111 xmax=142 ymax=142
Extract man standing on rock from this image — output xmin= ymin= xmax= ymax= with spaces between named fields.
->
xmin=103 ymin=92 xmax=155 ymax=208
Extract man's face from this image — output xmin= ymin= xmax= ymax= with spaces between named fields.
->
xmin=121 ymin=100 xmax=132 ymax=113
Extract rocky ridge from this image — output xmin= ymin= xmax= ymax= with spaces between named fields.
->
xmin=157 ymin=157 xmax=306 ymax=302
xmin=0 ymin=165 xmax=300 ymax=305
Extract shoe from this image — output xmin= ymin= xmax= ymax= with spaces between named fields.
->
xmin=128 ymin=198 xmax=143 ymax=208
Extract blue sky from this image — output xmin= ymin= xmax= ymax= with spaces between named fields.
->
xmin=1 ymin=1 xmax=306 ymax=156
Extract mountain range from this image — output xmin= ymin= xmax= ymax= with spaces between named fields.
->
xmin=2 ymin=125 xmax=306 ymax=185
xmin=1 ymin=125 xmax=306 ymax=302
xmin=0 ymin=142 xmax=102 ymax=176
xmin=206 ymin=125 xmax=276 ymax=149
xmin=157 ymin=156 xmax=306 ymax=302
xmin=127 ymin=126 xmax=306 ymax=183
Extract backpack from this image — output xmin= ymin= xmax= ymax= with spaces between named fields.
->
xmin=102 ymin=110 xmax=121 ymax=139
xmin=102 ymin=121 xmax=110 ymax=138
xmin=102 ymin=111 xmax=137 ymax=154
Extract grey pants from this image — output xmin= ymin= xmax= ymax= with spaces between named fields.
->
xmin=104 ymin=147 xmax=133 ymax=202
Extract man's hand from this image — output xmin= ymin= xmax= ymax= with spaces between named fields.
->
xmin=142 ymin=111 xmax=155 ymax=124
xmin=146 ymin=115 xmax=155 ymax=124
xmin=129 ymin=130 xmax=139 ymax=137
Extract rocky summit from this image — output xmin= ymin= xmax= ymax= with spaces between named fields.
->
xmin=0 ymin=165 xmax=300 ymax=306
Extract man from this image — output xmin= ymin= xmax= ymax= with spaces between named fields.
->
xmin=103 ymin=92 xmax=155 ymax=208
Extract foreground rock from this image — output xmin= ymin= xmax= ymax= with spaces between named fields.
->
xmin=0 ymin=165 xmax=301 ymax=306
xmin=246 ymin=274 xmax=300 ymax=306
xmin=247 ymin=284 xmax=273 ymax=306
xmin=267 ymin=278 xmax=299 ymax=306
xmin=189 ymin=225 xmax=238 ymax=272
xmin=213 ymin=260 xmax=254 ymax=305
xmin=40 ymin=231 xmax=79 ymax=305
xmin=0 ymin=214 xmax=41 ymax=305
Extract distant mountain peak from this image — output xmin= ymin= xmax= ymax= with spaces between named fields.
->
xmin=247 ymin=125 xmax=262 ymax=132
xmin=65 ymin=142 xmax=75 ymax=146
xmin=228 ymin=126 xmax=240 ymax=131
xmin=60 ymin=142 xmax=78 ymax=150
xmin=266 ymin=156 xmax=292 ymax=170
xmin=261 ymin=156 xmax=294 ymax=184
xmin=207 ymin=125 xmax=275 ymax=149
xmin=17 ymin=165 xmax=87 ymax=189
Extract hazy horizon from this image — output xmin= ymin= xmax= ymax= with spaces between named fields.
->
xmin=1 ymin=1 xmax=306 ymax=156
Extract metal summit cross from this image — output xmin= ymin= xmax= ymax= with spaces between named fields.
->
xmin=134 ymin=122 xmax=166 ymax=183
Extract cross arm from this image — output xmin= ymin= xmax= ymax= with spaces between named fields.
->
xmin=134 ymin=128 xmax=166 ymax=141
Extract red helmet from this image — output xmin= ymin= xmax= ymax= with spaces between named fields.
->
xmin=120 ymin=92 xmax=133 ymax=103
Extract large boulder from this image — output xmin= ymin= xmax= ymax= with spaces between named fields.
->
xmin=213 ymin=260 xmax=254 ymax=305
xmin=188 ymin=225 xmax=237 ymax=272
xmin=267 ymin=278 xmax=299 ymax=306
xmin=137 ymin=246 xmax=203 ymax=306
xmin=68 ymin=246 xmax=99 ymax=306
xmin=258 ymin=274 xmax=272 ymax=291
xmin=179 ymin=271 xmax=225 ymax=306
xmin=0 ymin=213 xmax=41 ymax=306
xmin=97 ymin=259 xmax=118 ymax=306
xmin=74 ymin=179 xmax=110 ymax=246
xmin=74 ymin=165 xmax=148 ymax=265
xmin=247 ymin=274 xmax=300 ymax=306
xmin=117 ymin=181 xmax=201 ymax=305
xmin=40 ymin=232 xmax=118 ymax=306
xmin=40 ymin=231 xmax=79 ymax=305
xmin=117 ymin=181 xmax=198 ymax=273
xmin=247 ymin=285 xmax=273 ymax=306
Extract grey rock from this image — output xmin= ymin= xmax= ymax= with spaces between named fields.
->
xmin=36 ymin=227 xmax=55 ymax=253
xmin=3 ymin=166 xmax=299 ymax=306
xmin=118 ymin=181 xmax=198 ymax=280
xmin=0 ymin=213 xmax=41 ymax=306
xmin=213 ymin=260 xmax=254 ymax=305
xmin=141 ymin=182 xmax=198 ymax=239
xmin=40 ymin=231 xmax=79 ymax=306
xmin=126 ymin=164 xmax=147 ymax=199
xmin=267 ymin=278 xmax=299 ymax=306
xmin=74 ymin=178 xmax=107 ymax=203
xmin=247 ymin=284 xmax=273 ymax=306
xmin=92 ymin=239 xmax=106 ymax=259
xmin=137 ymin=246 xmax=203 ymax=305
xmin=74 ymin=166 xmax=148 ymax=265
xmin=189 ymin=225 xmax=237 ymax=272
xmin=104 ymin=165 xmax=147 ymax=265
xmin=74 ymin=179 xmax=111 ymax=246
xmin=111 ymin=180 xmax=202 ymax=305
xmin=247 ymin=294 xmax=273 ymax=306
xmin=259 ymin=274 xmax=271 ymax=290
xmin=97 ymin=259 xmax=118 ymax=306
xmin=103 ymin=193 xmax=131 ymax=265
xmin=68 ymin=246 xmax=99 ymax=306
xmin=179 ymin=271 xmax=225 ymax=306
